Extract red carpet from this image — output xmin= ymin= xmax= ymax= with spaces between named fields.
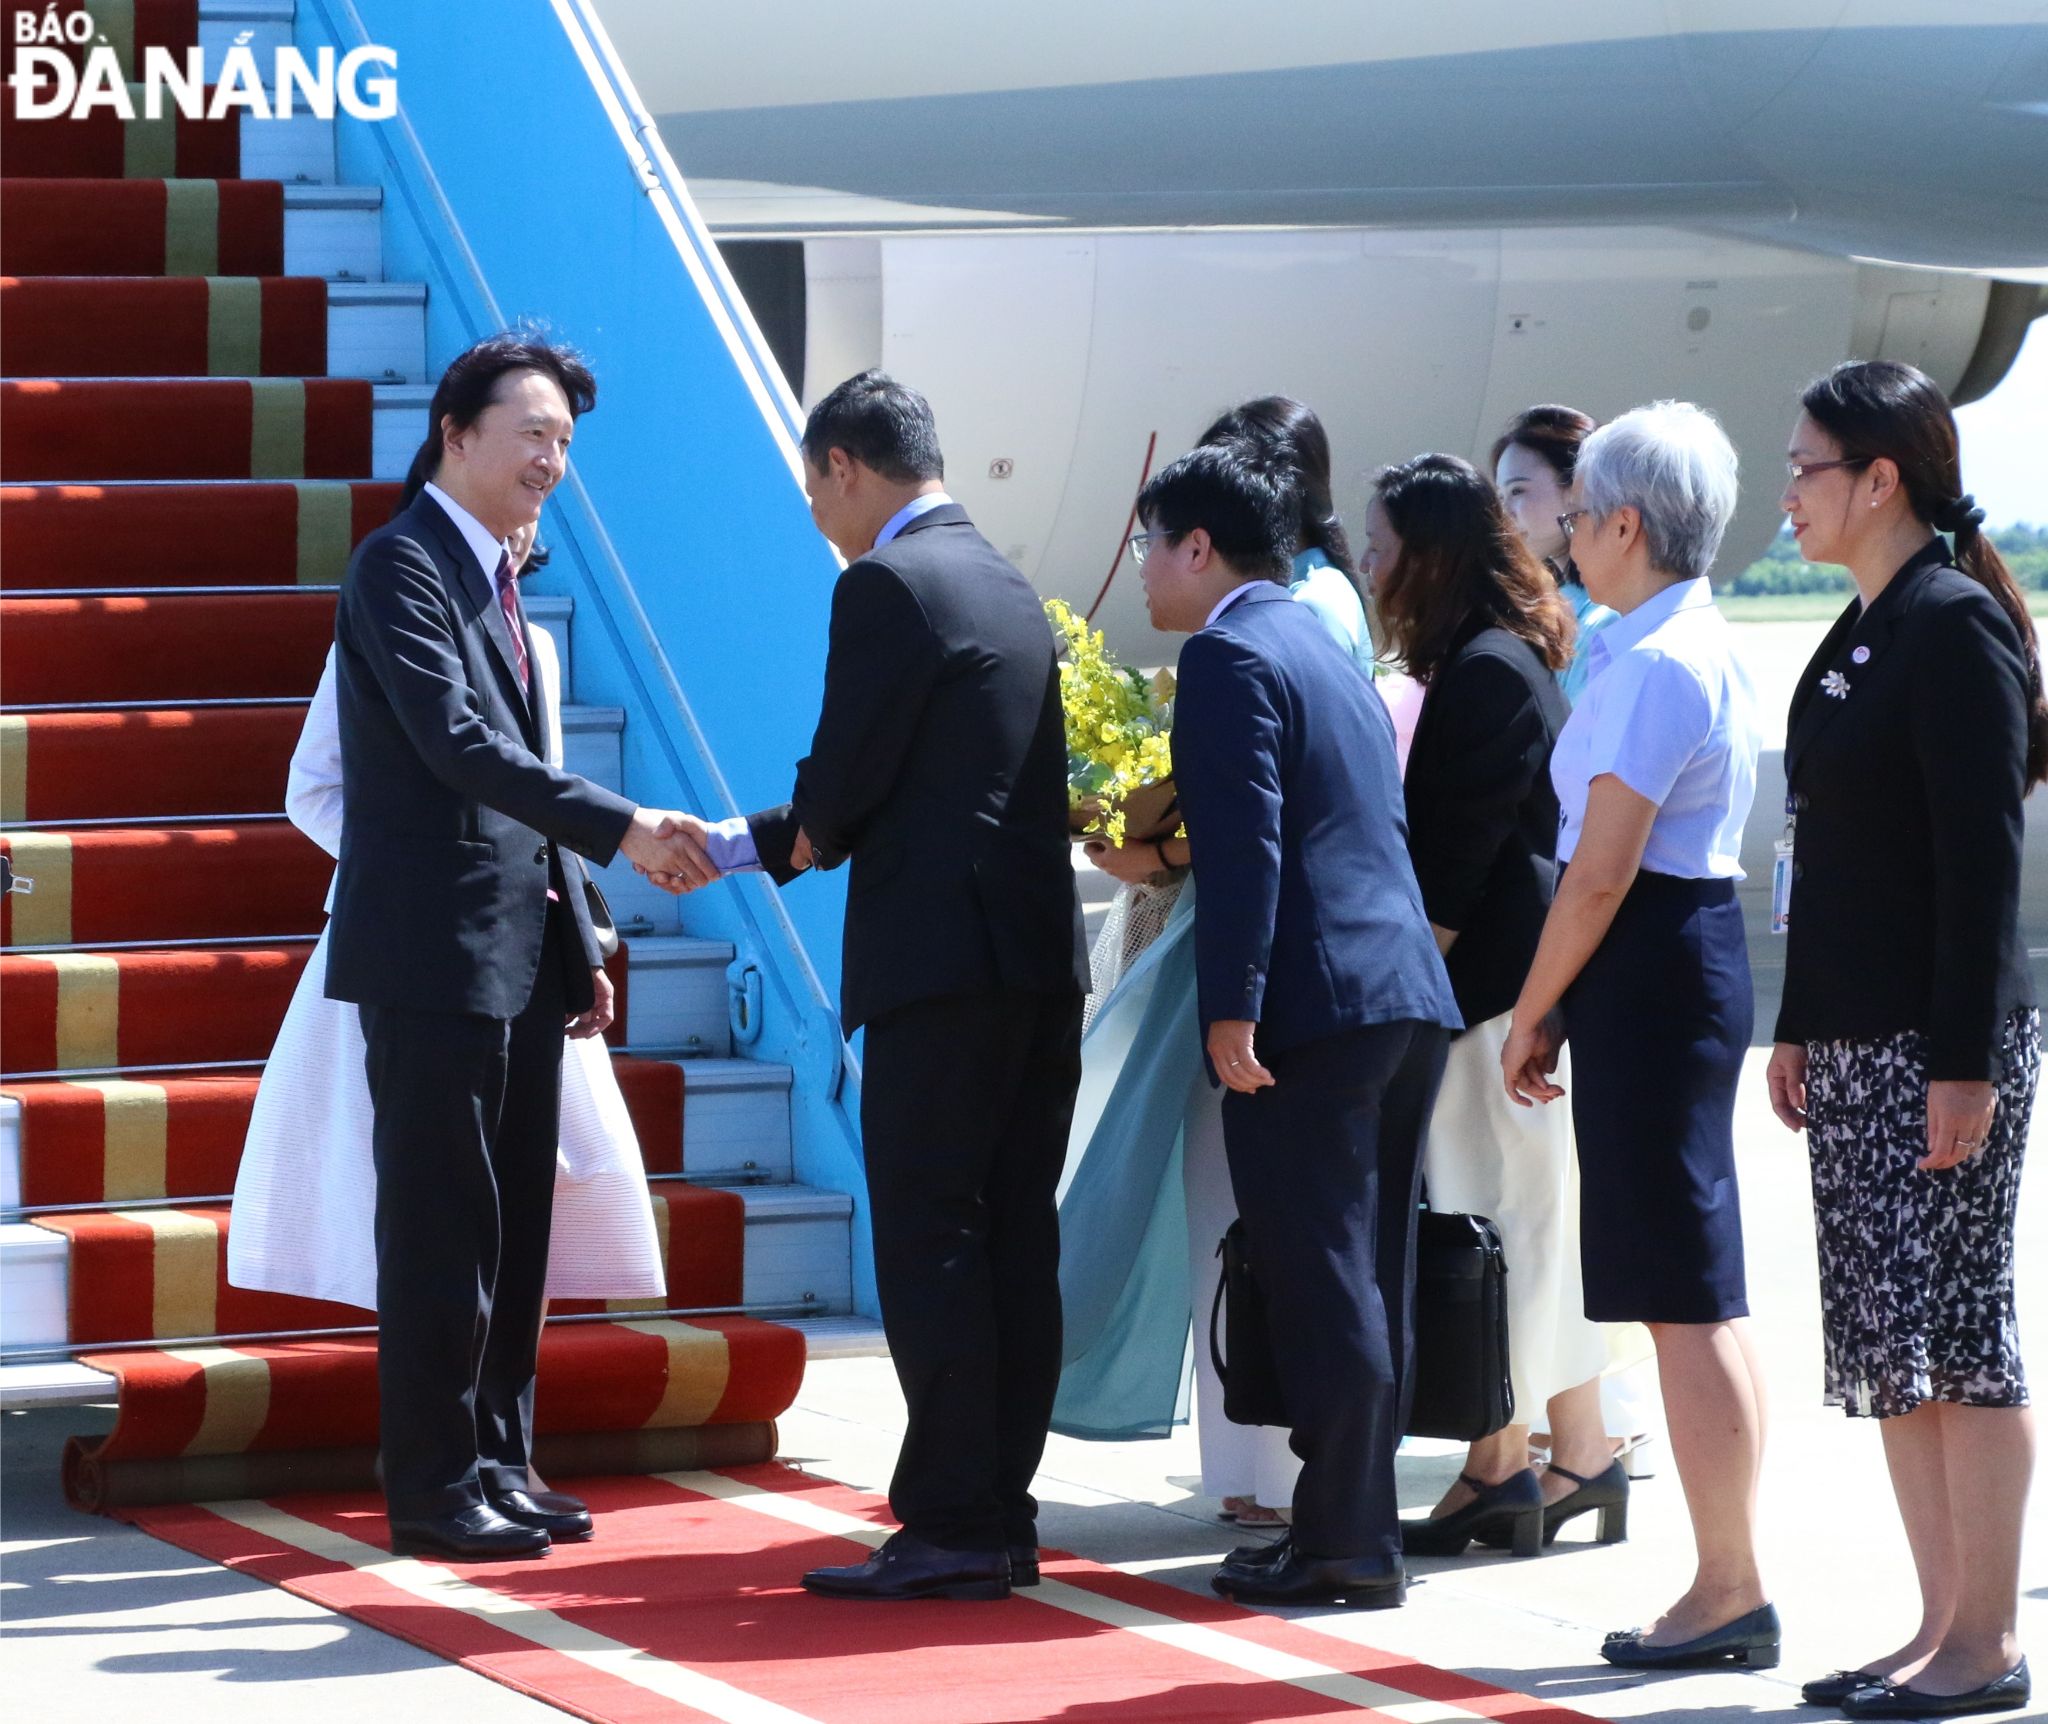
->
xmin=0 ymin=275 xmax=327 ymax=377
xmin=0 ymin=384 xmax=375 ymax=481
xmin=1 ymin=2 xmax=200 ymax=77
xmin=0 ymin=943 xmax=310 ymax=1073
xmin=70 ymin=1321 xmax=804 ymax=1508
xmin=0 ymin=1057 xmax=685 ymax=1208
xmin=0 ymin=87 xmax=238 ymax=179
xmin=4 ymin=703 xmax=306 ymax=821
xmin=0 ymin=178 xmax=285 ymax=275
xmin=37 ymin=1183 xmax=745 ymax=1346
xmin=3 ymin=592 xmax=338 ymax=702
xmin=0 ymin=822 xmax=332 ymax=946
xmin=124 ymin=1465 xmax=1602 ymax=1724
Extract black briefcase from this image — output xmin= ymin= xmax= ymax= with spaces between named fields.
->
xmin=1207 ymin=1221 xmax=1290 ymax=1426
xmin=1206 ymin=1210 xmax=1514 ymax=1439
xmin=1406 ymin=1209 xmax=1515 ymax=1441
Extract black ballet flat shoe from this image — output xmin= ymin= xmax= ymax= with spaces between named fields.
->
xmin=1212 ymin=1546 xmax=1405 ymax=1610
xmin=1009 ymin=1543 xmax=1040 ymax=1587
xmin=1401 ymin=1469 xmax=1545 ymax=1558
xmin=1840 ymin=1659 xmax=2031 ymax=1718
xmin=1802 ymin=1669 xmax=1886 ymax=1706
xmin=1601 ymin=1602 xmax=1781 ymax=1669
xmin=802 ymin=1531 xmax=1011 ymax=1601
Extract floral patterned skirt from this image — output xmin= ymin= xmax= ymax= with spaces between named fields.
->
xmin=1804 ymin=1009 xmax=2039 ymax=1419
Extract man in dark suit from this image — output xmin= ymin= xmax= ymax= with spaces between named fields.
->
xmin=669 ymin=371 xmax=1089 ymax=1600
xmin=328 ymin=332 xmax=709 ymax=1561
xmin=1137 ymin=442 xmax=1463 ymax=1608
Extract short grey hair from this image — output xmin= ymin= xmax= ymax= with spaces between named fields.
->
xmin=1576 ymin=400 xmax=1740 ymax=582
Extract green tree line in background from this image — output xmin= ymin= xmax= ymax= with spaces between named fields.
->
xmin=1730 ymin=524 xmax=2048 ymax=595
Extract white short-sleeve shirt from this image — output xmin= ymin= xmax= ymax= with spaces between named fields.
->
xmin=1550 ymin=575 xmax=1760 ymax=879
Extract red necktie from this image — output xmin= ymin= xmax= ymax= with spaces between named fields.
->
xmin=494 ymin=550 xmax=530 ymax=697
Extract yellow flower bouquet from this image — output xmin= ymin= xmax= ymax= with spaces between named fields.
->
xmin=1047 ymin=598 xmax=1180 ymax=846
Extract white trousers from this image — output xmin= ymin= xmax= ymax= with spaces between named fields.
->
xmin=1420 ymin=1012 xmax=1610 ymax=1422
xmin=1183 ymin=1067 xmax=1303 ymax=1509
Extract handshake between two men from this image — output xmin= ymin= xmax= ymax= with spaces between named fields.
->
xmin=616 ymin=806 xmax=816 ymax=895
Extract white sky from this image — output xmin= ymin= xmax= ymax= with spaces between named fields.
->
xmin=1956 ymin=322 xmax=2048 ymax=529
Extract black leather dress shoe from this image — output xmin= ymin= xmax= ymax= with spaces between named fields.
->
xmin=1009 ymin=1544 xmax=1040 ymax=1587
xmin=1601 ymin=1602 xmax=1780 ymax=1669
xmin=1212 ymin=1547 xmax=1405 ymax=1610
xmin=1220 ymin=1531 xmax=1291 ymax=1576
xmin=388 ymin=1503 xmax=551 ymax=1560
xmin=802 ymin=1532 xmax=1011 ymax=1601
xmin=1841 ymin=1659 xmax=2030 ymax=1718
xmin=489 ymin=1488 xmax=594 ymax=1541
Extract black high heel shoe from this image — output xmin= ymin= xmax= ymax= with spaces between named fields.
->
xmin=1601 ymin=1602 xmax=1781 ymax=1669
xmin=1477 ymin=1458 xmax=1630 ymax=1549
xmin=1539 ymin=1458 xmax=1629 ymax=1545
xmin=1399 ymin=1468 xmax=1545 ymax=1558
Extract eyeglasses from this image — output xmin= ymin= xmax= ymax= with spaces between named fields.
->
xmin=1785 ymin=457 xmax=1872 ymax=484
xmin=1556 ymin=509 xmax=1590 ymax=540
xmin=1126 ymin=531 xmax=1157 ymax=564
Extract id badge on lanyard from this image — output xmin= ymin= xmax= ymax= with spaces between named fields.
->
xmin=1771 ymin=793 xmax=1795 ymax=936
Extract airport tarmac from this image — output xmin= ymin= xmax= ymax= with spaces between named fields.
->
xmin=5 ymin=618 xmax=2044 ymax=1722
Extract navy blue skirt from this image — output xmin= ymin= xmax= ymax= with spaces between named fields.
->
xmin=1564 ymin=870 xmax=1752 ymax=1324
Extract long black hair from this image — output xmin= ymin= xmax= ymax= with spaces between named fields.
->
xmin=1801 ymin=359 xmax=2047 ymax=787
xmin=1199 ymin=396 xmax=1364 ymax=609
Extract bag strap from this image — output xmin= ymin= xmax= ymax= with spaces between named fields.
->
xmin=1207 ymin=1237 xmax=1229 ymax=1385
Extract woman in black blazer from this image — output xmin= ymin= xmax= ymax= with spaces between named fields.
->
xmin=1364 ymin=456 xmax=1623 ymax=1560
xmin=1768 ymin=361 xmax=2042 ymax=1720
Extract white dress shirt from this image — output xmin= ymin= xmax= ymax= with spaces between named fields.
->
xmin=1550 ymin=575 xmax=1760 ymax=880
xmin=422 ymin=480 xmax=512 ymax=578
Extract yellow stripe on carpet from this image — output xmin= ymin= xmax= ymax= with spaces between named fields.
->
xmin=250 ymin=381 xmax=307 ymax=479
xmin=127 ymin=1207 xmax=220 ymax=1339
xmin=52 ymin=955 xmax=121 ymax=1070
xmin=161 ymin=1346 xmax=272 ymax=1454
xmin=294 ymin=481 xmax=351 ymax=581
xmin=75 ymin=1079 xmax=169 ymax=1199
xmin=122 ymin=102 xmax=176 ymax=179
xmin=670 ymin=1471 xmax=1488 ymax=1723
xmin=606 ymin=1192 xmax=672 ymax=1315
xmin=162 ymin=179 xmax=221 ymax=276
xmin=206 ymin=277 xmax=263 ymax=378
xmin=5 ymin=832 xmax=72 ymax=947
xmin=205 ymin=1499 xmax=825 ymax=1724
xmin=0 ymin=716 xmax=25 ymax=823
xmin=618 ymin=1319 xmax=728 ymax=1427
xmin=86 ymin=0 xmax=138 ymax=78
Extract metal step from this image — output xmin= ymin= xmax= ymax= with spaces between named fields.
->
xmin=236 ymin=109 xmax=336 ymax=188
xmin=618 ymin=936 xmax=738 ymax=1058
xmin=372 ymin=384 xmax=431 ymax=479
xmin=0 ymin=1179 xmax=853 ymax=1359
xmin=326 ymin=281 xmax=427 ymax=384
xmin=283 ymin=185 xmax=383 ymax=282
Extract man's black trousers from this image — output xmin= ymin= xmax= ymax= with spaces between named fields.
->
xmin=859 ymin=986 xmax=1084 ymax=1552
xmin=1221 ymin=1018 xmax=1450 ymax=1559
xmin=359 ymin=914 xmax=570 ymax=1519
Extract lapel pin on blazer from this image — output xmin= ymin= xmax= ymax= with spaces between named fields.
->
xmin=1851 ymin=645 xmax=1872 ymax=665
xmin=1821 ymin=670 xmax=1851 ymax=700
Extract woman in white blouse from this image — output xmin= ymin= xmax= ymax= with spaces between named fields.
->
xmin=1500 ymin=403 xmax=1774 ymax=1672
xmin=229 ymin=523 xmax=665 ymax=1309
